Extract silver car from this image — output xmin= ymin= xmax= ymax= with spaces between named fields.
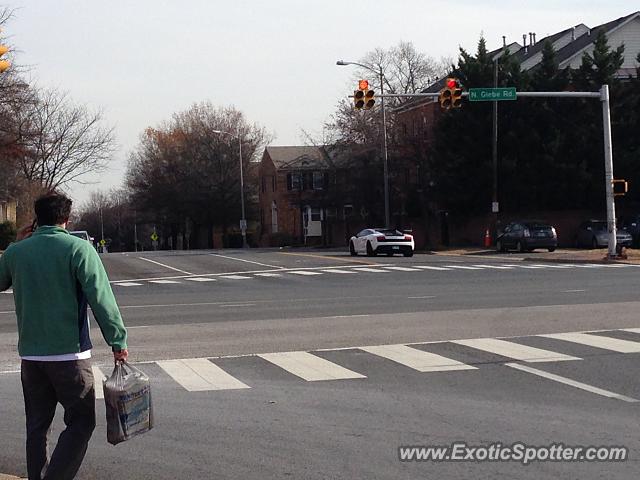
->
xmin=575 ymin=220 xmax=633 ymax=248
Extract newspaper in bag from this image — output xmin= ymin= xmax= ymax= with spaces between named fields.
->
xmin=103 ymin=361 xmax=154 ymax=445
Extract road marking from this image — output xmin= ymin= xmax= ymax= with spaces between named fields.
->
xmin=288 ymin=271 xmax=323 ymax=276
xmin=1 ymin=289 xmax=13 ymax=294
xmin=277 ymin=251 xmax=375 ymax=265
xmin=353 ymin=267 xmax=390 ymax=273
xmin=320 ymin=269 xmax=357 ymax=274
xmin=539 ymin=332 xmax=640 ymax=353
xmin=254 ymin=272 xmax=283 ymax=277
xmin=443 ymin=265 xmax=483 ymax=270
xmin=530 ymin=264 xmax=573 ymax=269
xmin=622 ymin=328 xmax=640 ymax=334
xmin=92 ymin=366 xmax=107 ymax=400
xmin=572 ymin=264 xmax=604 ymax=268
xmin=219 ymin=303 xmax=255 ymax=308
xmin=563 ymin=289 xmax=586 ymax=293
xmin=501 ymin=264 xmax=545 ymax=269
xmin=138 ymin=257 xmax=194 ymax=275
xmin=505 ymin=363 xmax=638 ymax=402
xmin=408 ymin=295 xmax=437 ymax=299
xmin=185 ymin=277 xmax=217 ymax=282
xmin=157 ymin=358 xmax=250 ymax=391
xmin=149 ymin=279 xmax=182 ymax=284
xmin=383 ymin=266 xmax=420 ymax=272
xmin=451 ymin=338 xmax=580 ymax=362
xmin=472 ymin=264 xmax=513 ymax=270
xmin=220 ymin=275 xmax=252 ymax=280
xmin=113 ymin=282 xmax=144 ymax=287
xmin=258 ymin=351 xmax=366 ymax=381
xmin=413 ymin=265 xmax=452 ymax=271
xmin=209 ymin=253 xmax=281 ymax=268
xmin=360 ymin=344 xmax=477 ymax=372
xmin=601 ymin=264 xmax=632 ymax=268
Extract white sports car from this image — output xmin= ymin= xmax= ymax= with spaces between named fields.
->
xmin=349 ymin=228 xmax=415 ymax=257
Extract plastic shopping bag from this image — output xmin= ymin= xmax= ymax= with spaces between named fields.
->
xmin=103 ymin=361 xmax=154 ymax=445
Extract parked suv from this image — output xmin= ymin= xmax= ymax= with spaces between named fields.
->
xmin=575 ymin=220 xmax=633 ymax=249
xmin=496 ymin=221 xmax=557 ymax=253
xmin=619 ymin=215 xmax=640 ymax=247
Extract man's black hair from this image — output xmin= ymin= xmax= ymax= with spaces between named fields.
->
xmin=34 ymin=192 xmax=73 ymax=226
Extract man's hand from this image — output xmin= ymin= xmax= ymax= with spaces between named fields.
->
xmin=16 ymin=223 xmax=35 ymax=242
xmin=113 ymin=349 xmax=129 ymax=362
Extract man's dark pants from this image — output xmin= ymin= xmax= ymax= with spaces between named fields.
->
xmin=21 ymin=359 xmax=96 ymax=480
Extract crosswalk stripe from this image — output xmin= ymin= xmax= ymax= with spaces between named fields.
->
xmin=321 ymin=269 xmax=357 ymax=274
xmin=451 ymin=338 xmax=580 ymax=362
xmin=258 ymin=351 xmax=366 ymax=381
xmin=220 ymin=275 xmax=252 ymax=280
xmin=254 ymin=272 xmax=283 ymax=277
xmin=413 ymin=265 xmax=452 ymax=271
xmin=185 ymin=277 xmax=217 ymax=282
xmin=156 ymin=358 xmax=250 ymax=391
xmin=384 ymin=266 xmax=420 ymax=272
xmin=472 ymin=264 xmax=513 ymax=270
xmin=443 ymin=265 xmax=483 ymax=270
xmin=572 ymin=264 xmax=604 ymax=268
xmin=530 ymin=264 xmax=573 ymax=269
xmin=1 ymin=289 xmax=13 ymax=294
xmin=505 ymin=363 xmax=638 ymax=403
xmin=600 ymin=264 xmax=632 ymax=268
xmin=539 ymin=332 xmax=640 ymax=353
xmin=114 ymin=282 xmax=143 ymax=287
xmin=288 ymin=271 xmax=323 ymax=276
xmin=149 ymin=279 xmax=181 ymax=284
xmin=92 ymin=366 xmax=107 ymax=399
xmin=501 ymin=264 xmax=546 ymax=269
xmin=353 ymin=267 xmax=390 ymax=273
xmin=360 ymin=344 xmax=477 ymax=372
xmin=622 ymin=328 xmax=640 ymax=334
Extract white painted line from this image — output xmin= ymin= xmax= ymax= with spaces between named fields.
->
xmin=601 ymin=264 xmax=632 ymax=268
xmin=572 ymin=264 xmax=604 ymax=268
xmin=1 ymin=289 xmax=13 ymax=294
xmin=149 ymin=279 xmax=181 ymax=284
xmin=220 ymin=275 xmax=252 ymax=280
xmin=254 ymin=273 xmax=283 ymax=277
xmin=156 ymin=358 xmax=250 ymax=391
xmin=320 ymin=269 xmax=357 ymax=274
xmin=408 ymin=295 xmax=437 ymax=299
xmin=472 ymin=264 xmax=513 ymax=270
xmin=353 ymin=267 xmax=390 ymax=273
xmin=501 ymin=264 xmax=545 ymax=269
xmin=413 ymin=265 xmax=452 ymax=271
xmin=209 ymin=253 xmax=281 ymax=268
xmin=452 ymin=338 xmax=580 ymax=362
xmin=622 ymin=328 xmax=640 ymax=334
xmin=113 ymin=282 xmax=144 ymax=287
xmin=383 ymin=266 xmax=420 ymax=272
xmin=506 ymin=363 xmax=638 ymax=403
xmin=563 ymin=289 xmax=586 ymax=293
xmin=530 ymin=264 xmax=573 ymax=269
xmin=185 ymin=277 xmax=217 ymax=282
xmin=258 ymin=351 xmax=366 ymax=381
xmin=539 ymin=332 xmax=640 ymax=353
xmin=443 ymin=265 xmax=483 ymax=270
xmin=138 ymin=257 xmax=194 ymax=275
xmin=92 ymin=366 xmax=107 ymax=400
xmin=360 ymin=344 xmax=476 ymax=372
xmin=288 ymin=271 xmax=323 ymax=276
xmin=219 ymin=303 xmax=255 ymax=308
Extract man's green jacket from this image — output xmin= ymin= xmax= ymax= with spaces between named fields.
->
xmin=0 ymin=226 xmax=127 ymax=356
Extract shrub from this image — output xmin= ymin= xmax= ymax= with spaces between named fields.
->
xmin=0 ymin=222 xmax=17 ymax=250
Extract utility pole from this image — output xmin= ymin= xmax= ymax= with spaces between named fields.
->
xmin=492 ymin=58 xmax=499 ymax=227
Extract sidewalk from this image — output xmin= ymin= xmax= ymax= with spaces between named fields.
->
xmin=0 ymin=474 xmax=24 ymax=480
xmin=432 ymin=247 xmax=640 ymax=264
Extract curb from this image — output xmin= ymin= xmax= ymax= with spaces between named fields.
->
xmin=0 ymin=474 xmax=24 ymax=479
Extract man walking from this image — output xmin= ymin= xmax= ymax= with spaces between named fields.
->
xmin=0 ymin=192 xmax=129 ymax=480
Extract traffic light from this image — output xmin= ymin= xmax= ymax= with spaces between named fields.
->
xmin=0 ymin=43 xmax=10 ymax=73
xmin=613 ymin=179 xmax=628 ymax=197
xmin=353 ymin=90 xmax=365 ymax=109
xmin=364 ymin=89 xmax=375 ymax=109
xmin=439 ymin=77 xmax=463 ymax=110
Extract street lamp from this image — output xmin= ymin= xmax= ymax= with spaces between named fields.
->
xmin=212 ymin=129 xmax=248 ymax=249
xmin=337 ymin=59 xmax=390 ymax=228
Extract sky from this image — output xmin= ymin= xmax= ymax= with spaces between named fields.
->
xmin=3 ymin=0 xmax=635 ymax=206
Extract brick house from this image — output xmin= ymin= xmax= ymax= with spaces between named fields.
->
xmin=0 ymin=198 xmax=16 ymax=224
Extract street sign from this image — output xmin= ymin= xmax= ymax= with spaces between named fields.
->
xmin=99 ymin=239 xmax=106 ymax=246
xmin=469 ymin=87 xmax=517 ymax=102
xmin=239 ymin=219 xmax=247 ymax=231
xmin=492 ymin=202 xmax=499 ymax=213
xmin=150 ymin=232 xmax=158 ymax=242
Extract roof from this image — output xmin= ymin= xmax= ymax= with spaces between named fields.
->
xmin=264 ymin=146 xmax=332 ymax=170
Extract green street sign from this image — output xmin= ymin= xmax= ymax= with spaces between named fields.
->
xmin=151 ymin=232 xmax=158 ymax=242
xmin=99 ymin=239 xmax=106 ymax=246
xmin=469 ymin=87 xmax=517 ymax=102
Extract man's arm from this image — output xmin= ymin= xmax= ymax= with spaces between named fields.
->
xmin=0 ymin=250 xmax=11 ymax=292
xmin=73 ymin=244 xmax=128 ymax=353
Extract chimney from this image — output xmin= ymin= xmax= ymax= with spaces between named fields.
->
xmin=587 ymin=28 xmax=591 ymax=36
xmin=572 ymin=26 xmax=576 ymax=41
xmin=523 ymin=34 xmax=528 ymax=53
xmin=529 ymin=32 xmax=533 ymax=46
xmin=532 ymin=32 xmax=536 ymax=45
xmin=502 ymin=35 xmax=507 ymax=48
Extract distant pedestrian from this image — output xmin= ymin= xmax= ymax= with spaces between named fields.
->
xmin=0 ymin=191 xmax=129 ymax=480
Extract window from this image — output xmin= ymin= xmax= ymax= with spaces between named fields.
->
xmin=287 ymin=172 xmax=302 ymax=191
xmin=311 ymin=208 xmax=321 ymax=222
xmin=312 ymin=171 xmax=324 ymax=190
xmin=325 ymin=207 xmax=337 ymax=219
xmin=343 ymin=204 xmax=353 ymax=218
xmin=272 ymin=175 xmax=276 ymax=192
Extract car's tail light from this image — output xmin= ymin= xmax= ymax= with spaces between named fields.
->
xmin=551 ymin=227 xmax=557 ymax=237
xmin=376 ymin=235 xmax=385 ymax=241
xmin=524 ymin=228 xmax=531 ymax=238
xmin=404 ymin=235 xmax=412 ymax=241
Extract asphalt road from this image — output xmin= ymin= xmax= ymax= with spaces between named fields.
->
xmin=1 ymin=249 xmax=639 ymax=479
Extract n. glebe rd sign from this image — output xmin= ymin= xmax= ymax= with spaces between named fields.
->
xmin=469 ymin=87 xmax=517 ymax=102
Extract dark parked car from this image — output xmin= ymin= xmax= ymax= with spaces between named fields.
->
xmin=496 ymin=221 xmax=557 ymax=253
xmin=619 ymin=215 xmax=640 ymax=247
xmin=575 ymin=220 xmax=632 ymax=248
